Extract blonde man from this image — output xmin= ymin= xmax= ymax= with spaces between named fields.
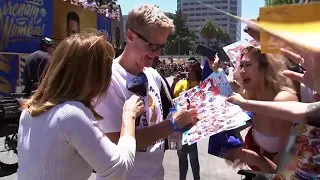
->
xmin=95 ymin=5 xmax=198 ymax=180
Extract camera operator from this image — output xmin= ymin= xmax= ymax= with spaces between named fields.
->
xmin=22 ymin=37 xmax=55 ymax=96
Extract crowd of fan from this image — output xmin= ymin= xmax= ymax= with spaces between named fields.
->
xmin=64 ymin=0 xmax=120 ymax=20
xmin=155 ymin=58 xmax=187 ymax=78
xmin=155 ymin=57 xmax=232 ymax=78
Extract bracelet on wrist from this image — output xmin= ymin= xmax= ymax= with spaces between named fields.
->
xmin=169 ymin=118 xmax=180 ymax=132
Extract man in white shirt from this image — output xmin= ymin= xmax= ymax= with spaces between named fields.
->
xmin=95 ymin=5 xmax=197 ymax=180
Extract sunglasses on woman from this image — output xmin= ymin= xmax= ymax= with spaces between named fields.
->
xmin=130 ymin=29 xmax=167 ymax=52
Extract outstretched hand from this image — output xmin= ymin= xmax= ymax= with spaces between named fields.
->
xmin=226 ymin=93 xmax=246 ymax=105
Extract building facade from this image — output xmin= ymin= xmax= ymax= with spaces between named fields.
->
xmin=177 ymin=0 xmax=242 ymax=45
xmin=122 ymin=15 xmax=128 ymax=42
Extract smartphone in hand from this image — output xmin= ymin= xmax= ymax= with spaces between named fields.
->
xmin=211 ymin=45 xmax=230 ymax=63
xmin=195 ymin=44 xmax=217 ymax=59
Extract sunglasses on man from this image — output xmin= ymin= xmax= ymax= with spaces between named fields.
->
xmin=130 ymin=29 xmax=167 ymax=52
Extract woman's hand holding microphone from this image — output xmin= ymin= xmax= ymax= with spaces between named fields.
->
xmin=121 ymin=95 xmax=144 ymax=137
xmin=123 ymin=95 xmax=144 ymax=119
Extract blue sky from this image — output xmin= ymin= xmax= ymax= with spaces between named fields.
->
xmin=118 ymin=0 xmax=265 ymax=40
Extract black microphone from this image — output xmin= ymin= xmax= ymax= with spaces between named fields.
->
xmin=126 ymin=73 xmax=148 ymax=127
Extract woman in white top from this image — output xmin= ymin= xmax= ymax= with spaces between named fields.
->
xmin=17 ymin=32 xmax=144 ymax=180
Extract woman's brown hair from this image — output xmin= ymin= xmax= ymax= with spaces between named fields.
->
xmin=240 ymin=46 xmax=295 ymax=99
xmin=186 ymin=59 xmax=202 ymax=82
xmin=23 ymin=32 xmax=115 ymax=119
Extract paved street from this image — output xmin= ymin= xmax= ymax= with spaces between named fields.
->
xmin=163 ymin=138 xmax=244 ymax=180
xmin=0 ymin=138 xmax=246 ymax=180
xmin=0 ymin=77 xmax=247 ymax=180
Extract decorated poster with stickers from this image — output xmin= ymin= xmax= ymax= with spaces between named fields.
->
xmin=223 ymin=38 xmax=259 ymax=70
xmin=276 ymin=123 xmax=320 ymax=180
xmin=173 ymin=71 xmax=250 ymax=145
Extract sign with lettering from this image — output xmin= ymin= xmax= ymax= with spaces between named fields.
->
xmin=0 ymin=0 xmax=113 ymax=96
xmin=259 ymin=3 xmax=320 ymax=53
xmin=0 ymin=0 xmax=54 ymax=53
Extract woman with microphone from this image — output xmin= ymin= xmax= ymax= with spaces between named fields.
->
xmin=17 ymin=32 xmax=143 ymax=180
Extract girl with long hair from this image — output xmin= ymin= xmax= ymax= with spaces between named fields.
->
xmin=231 ymin=46 xmax=298 ymax=172
xmin=209 ymin=46 xmax=298 ymax=173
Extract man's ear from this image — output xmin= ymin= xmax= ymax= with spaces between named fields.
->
xmin=126 ymin=29 xmax=135 ymax=42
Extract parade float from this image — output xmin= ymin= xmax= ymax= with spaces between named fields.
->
xmin=0 ymin=0 xmax=124 ymax=97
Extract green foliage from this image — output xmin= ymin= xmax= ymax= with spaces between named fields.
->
xmin=220 ymin=30 xmax=232 ymax=45
xmin=164 ymin=10 xmax=197 ymax=55
xmin=200 ymin=19 xmax=218 ymax=45
xmin=265 ymin=0 xmax=300 ymax=6
xmin=199 ymin=19 xmax=232 ymax=46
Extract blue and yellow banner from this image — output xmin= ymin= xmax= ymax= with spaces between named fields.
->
xmin=0 ymin=0 xmax=53 ymax=53
xmin=0 ymin=0 xmax=112 ymax=96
